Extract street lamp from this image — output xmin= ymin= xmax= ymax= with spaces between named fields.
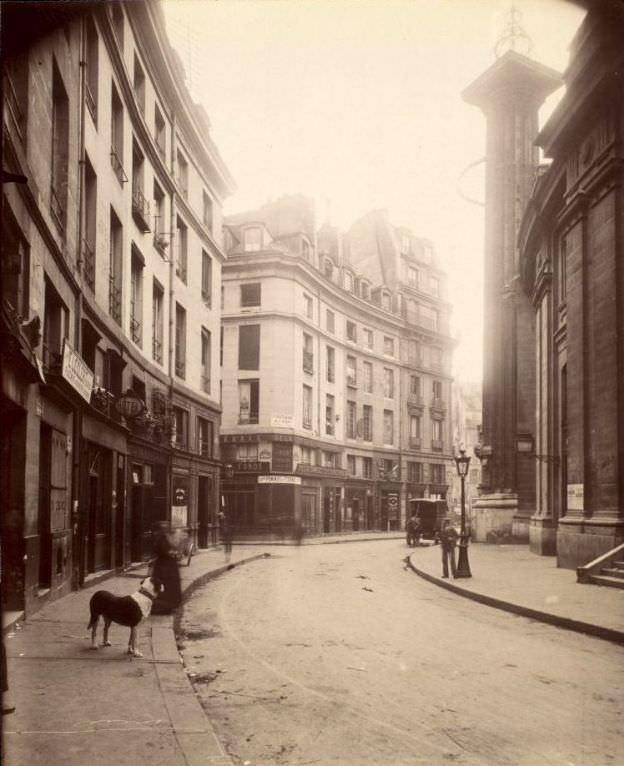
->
xmin=454 ymin=448 xmax=472 ymax=578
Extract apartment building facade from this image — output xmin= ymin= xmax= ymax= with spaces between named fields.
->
xmin=1 ymin=1 xmax=233 ymax=615
xmin=220 ymin=197 xmax=454 ymax=537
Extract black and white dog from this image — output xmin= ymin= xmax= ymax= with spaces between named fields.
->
xmin=87 ymin=576 xmax=163 ymax=657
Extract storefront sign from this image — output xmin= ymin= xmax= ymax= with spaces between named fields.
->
xmin=258 ymin=475 xmax=302 ymax=485
xmin=172 ymin=476 xmax=189 ymax=527
xmin=61 ymin=339 xmax=94 ymax=403
xmin=567 ymin=483 xmax=584 ymax=511
xmin=115 ymin=390 xmax=145 ymax=419
xmin=234 ymin=461 xmax=270 ymax=473
xmin=271 ymin=414 xmax=294 ymax=428
xmin=386 ymin=491 xmax=399 ymax=520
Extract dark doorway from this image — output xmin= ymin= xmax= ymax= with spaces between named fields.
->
xmin=38 ymin=424 xmax=52 ymax=590
xmin=198 ymin=475 xmax=213 ymax=547
xmin=323 ymin=488 xmax=331 ymax=533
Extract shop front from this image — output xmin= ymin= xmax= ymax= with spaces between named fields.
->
xmin=345 ymin=481 xmax=371 ymax=531
xmin=379 ymin=484 xmax=402 ymax=531
xmin=127 ymin=437 xmax=168 ymax=562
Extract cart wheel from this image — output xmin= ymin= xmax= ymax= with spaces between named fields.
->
xmin=186 ymin=542 xmax=195 ymax=567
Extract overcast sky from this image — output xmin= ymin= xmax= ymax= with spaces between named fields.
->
xmin=162 ymin=0 xmax=586 ymax=383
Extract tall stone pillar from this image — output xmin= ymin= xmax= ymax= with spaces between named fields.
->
xmin=462 ymin=52 xmax=561 ymax=542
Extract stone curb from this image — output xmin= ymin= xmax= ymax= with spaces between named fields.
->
xmin=231 ymin=535 xmax=405 ymax=546
xmin=406 ymin=554 xmax=624 ymax=646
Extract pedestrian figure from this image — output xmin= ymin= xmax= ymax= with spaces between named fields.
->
xmin=149 ymin=532 xmax=182 ymax=615
xmin=406 ymin=514 xmax=421 ymax=547
xmin=440 ymin=519 xmax=458 ymax=578
xmin=218 ymin=511 xmax=233 ymax=560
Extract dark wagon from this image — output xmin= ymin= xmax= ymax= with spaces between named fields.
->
xmin=407 ymin=498 xmax=449 ymax=543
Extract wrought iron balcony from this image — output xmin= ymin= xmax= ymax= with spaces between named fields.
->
xmin=131 ymin=188 xmax=151 ymax=232
xmin=50 ymin=185 xmax=66 ymax=233
xmin=82 ymin=239 xmax=95 ymax=291
xmin=407 ymin=394 xmax=424 ymax=410
xmin=130 ymin=314 xmax=142 ymax=345
xmin=153 ymin=231 xmax=169 ymax=257
xmin=110 ymin=147 xmax=127 ymax=184
xmin=152 ymin=337 xmax=163 ymax=364
xmin=109 ymin=273 xmax=122 ymax=325
xmin=42 ymin=343 xmax=63 ymax=372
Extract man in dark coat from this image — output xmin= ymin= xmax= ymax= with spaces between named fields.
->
xmin=440 ymin=520 xmax=458 ymax=578
xmin=149 ymin=533 xmax=182 ymax=615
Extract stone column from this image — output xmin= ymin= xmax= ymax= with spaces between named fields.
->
xmin=462 ymin=52 xmax=561 ymax=543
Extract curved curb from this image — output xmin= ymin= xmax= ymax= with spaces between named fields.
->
xmin=406 ymin=555 xmax=624 ymax=646
xmin=232 ymin=535 xmax=405 ymax=546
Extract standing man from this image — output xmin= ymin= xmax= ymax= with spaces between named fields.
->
xmin=218 ymin=511 xmax=233 ymax=560
xmin=440 ymin=519 xmax=458 ymax=578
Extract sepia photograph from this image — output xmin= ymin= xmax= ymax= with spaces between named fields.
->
xmin=1 ymin=0 xmax=622 ymax=764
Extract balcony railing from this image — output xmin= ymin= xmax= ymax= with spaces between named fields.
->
xmin=109 ymin=273 xmax=122 ymax=324
xmin=303 ymin=350 xmax=314 ymax=374
xmin=409 ymin=437 xmax=421 ymax=450
xmin=431 ymin=397 xmax=447 ymax=412
xmin=85 ymin=83 xmax=97 ymax=122
xmin=153 ymin=231 xmax=169 ymax=257
xmin=130 ymin=314 xmax=141 ymax=345
xmin=346 ymin=374 xmax=357 ymax=388
xmin=407 ymin=394 xmax=424 ymax=409
xmin=152 ymin=336 xmax=163 ymax=364
xmin=110 ymin=147 xmax=127 ymax=184
xmin=432 ymin=439 xmax=443 ymax=451
xmin=50 ymin=185 xmax=66 ymax=233
xmin=131 ymin=188 xmax=151 ymax=232
xmin=82 ymin=239 xmax=95 ymax=291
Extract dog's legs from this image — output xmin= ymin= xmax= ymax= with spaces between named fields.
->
xmin=90 ymin=616 xmax=99 ymax=650
xmin=102 ymin=618 xmax=112 ymax=647
xmin=127 ymin=626 xmax=143 ymax=658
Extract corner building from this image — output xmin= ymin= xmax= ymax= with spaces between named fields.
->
xmin=220 ymin=197 xmax=455 ymax=537
xmin=1 ymin=1 xmax=233 ymax=616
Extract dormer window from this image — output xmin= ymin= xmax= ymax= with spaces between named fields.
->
xmin=407 ymin=266 xmax=418 ymax=287
xmin=344 ymin=270 xmax=354 ymax=292
xmin=381 ymin=291 xmax=391 ymax=311
xmin=360 ymin=281 xmax=370 ymax=300
xmin=244 ymin=227 xmax=262 ymax=252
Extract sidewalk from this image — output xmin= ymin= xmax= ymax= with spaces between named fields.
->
xmin=2 ymin=546 xmax=269 ymax=766
xmin=408 ymin=543 xmax=624 ymax=644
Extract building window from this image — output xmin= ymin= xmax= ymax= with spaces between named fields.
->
xmin=239 ymin=324 xmax=260 ymax=370
xmin=153 ymin=181 xmax=167 ymax=254
xmin=430 ymin=463 xmax=445 ymax=484
xmin=237 ymin=443 xmax=259 ymax=462
xmin=383 ymin=459 xmax=396 ymax=478
xmin=176 ymin=149 xmax=188 ymax=198
xmin=360 ymin=281 xmax=370 ymax=301
xmin=344 ymin=271 xmax=354 ymax=292
xmin=383 ymin=410 xmax=394 ymax=445
xmin=408 ymin=339 xmax=421 ymax=365
xmin=85 ymin=18 xmax=98 ymax=123
xmin=203 ymin=191 xmax=213 ymax=232
xmin=133 ymin=53 xmax=145 ymax=113
xmin=130 ymin=246 xmax=143 ymax=346
xmin=363 ymin=361 xmax=373 ymax=393
xmin=155 ymin=103 xmax=166 ymax=159
xmin=304 ymin=293 xmax=313 ymax=319
xmin=325 ymin=394 xmax=335 ymax=436
xmin=432 ymin=419 xmax=443 ymax=448
xmin=346 ymin=320 xmax=357 ymax=342
xmin=363 ymin=328 xmax=373 ymax=349
xmin=326 ymin=346 xmax=335 ymax=383
xmin=109 ymin=208 xmax=123 ymax=324
xmin=362 ymin=404 xmax=373 ymax=441
xmin=110 ymin=83 xmax=125 ymax=184
xmin=175 ymin=303 xmax=186 ymax=378
xmin=2 ymin=208 xmax=30 ymax=319
xmin=429 ymin=275 xmax=440 ymax=297
xmin=172 ymin=406 xmax=188 ymax=450
xmin=407 ymin=266 xmax=418 ymax=287
xmin=43 ymin=277 xmax=68 ymax=370
xmin=362 ymin=457 xmax=373 ymax=478
xmin=326 ymin=309 xmax=335 ymax=333
xmin=383 ymin=336 xmax=394 ymax=356
xmin=197 ymin=417 xmax=213 ymax=457
xmin=239 ymin=379 xmax=259 ymax=424
xmin=383 ymin=368 xmax=394 ymax=398
xmin=131 ymin=141 xmax=150 ymax=232
xmin=202 ymin=251 xmax=212 ymax=306
xmin=241 ymin=283 xmax=261 ymax=307
xmin=300 ymin=446 xmax=317 ymax=465
xmin=244 ymin=227 xmax=262 ymax=252
xmin=303 ymin=332 xmax=314 ymax=373
xmin=346 ymin=400 xmax=356 ymax=439
xmin=410 ymin=375 xmax=421 ymax=396
xmin=152 ymin=279 xmax=164 ymax=364
xmin=175 ymin=216 xmax=187 ymax=282
xmin=324 ymin=258 xmax=333 ymax=279
xmin=346 ymin=355 xmax=357 ymax=387
xmin=201 ymin=328 xmax=211 ymax=393
xmin=409 ymin=415 xmax=421 ymax=448
xmin=433 ymin=380 xmax=442 ymax=400
xmin=558 ymin=236 xmax=567 ymax=305
xmin=302 ymin=384 xmax=313 ymax=429
xmin=83 ymin=156 xmax=97 ymax=291
xmin=430 ymin=347 xmax=443 ymax=371
xmin=406 ymin=299 xmax=417 ymax=323
xmin=420 ymin=304 xmax=438 ymax=331
xmin=347 ymin=455 xmax=357 ymax=476
xmin=408 ymin=461 xmax=423 ymax=483
xmin=51 ymin=60 xmax=69 ymax=232
xmin=323 ymin=451 xmax=338 ymax=468
xmin=381 ymin=292 xmax=391 ymax=311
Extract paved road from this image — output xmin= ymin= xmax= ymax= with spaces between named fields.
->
xmin=179 ymin=540 xmax=624 ymax=766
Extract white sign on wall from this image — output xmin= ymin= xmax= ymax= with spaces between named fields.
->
xmin=258 ymin=475 xmax=302 ymax=485
xmin=271 ymin=415 xmax=294 ymax=428
xmin=567 ymin=483 xmax=584 ymax=511
xmin=61 ymin=339 xmax=94 ymax=403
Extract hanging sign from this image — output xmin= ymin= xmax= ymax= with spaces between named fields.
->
xmin=61 ymin=339 xmax=94 ymax=403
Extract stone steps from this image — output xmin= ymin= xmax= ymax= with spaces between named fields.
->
xmin=588 ymin=574 xmax=624 ymax=590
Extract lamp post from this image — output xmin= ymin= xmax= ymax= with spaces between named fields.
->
xmin=454 ymin=448 xmax=472 ymax=578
